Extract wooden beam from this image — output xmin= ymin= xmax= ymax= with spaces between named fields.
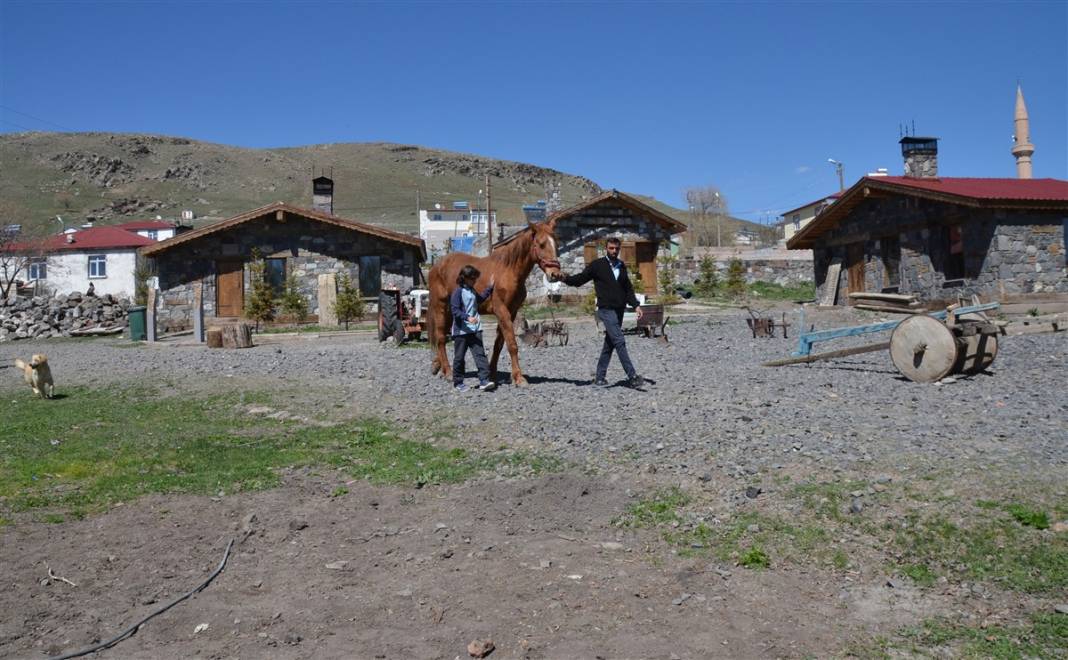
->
xmin=763 ymin=342 xmax=889 ymax=367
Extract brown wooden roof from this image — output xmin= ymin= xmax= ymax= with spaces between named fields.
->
xmin=787 ymin=176 xmax=1068 ymax=250
xmin=140 ymin=202 xmax=426 ymax=260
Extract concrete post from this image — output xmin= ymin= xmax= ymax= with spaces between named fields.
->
xmin=146 ymin=288 xmax=157 ymax=342
xmin=318 ymin=273 xmax=338 ymax=326
xmin=192 ymin=281 xmax=205 ymax=342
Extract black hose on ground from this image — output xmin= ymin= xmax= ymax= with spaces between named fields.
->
xmin=50 ymin=538 xmax=235 ymax=660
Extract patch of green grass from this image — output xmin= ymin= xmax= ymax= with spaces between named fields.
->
xmin=331 ymin=486 xmax=349 ymax=497
xmin=975 ymin=499 xmax=999 ymax=509
xmin=891 ymin=510 xmax=1067 ymax=594
xmin=899 ymin=612 xmax=1067 ymax=659
xmin=617 ymin=487 xmax=691 ymax=528
xmin=0 ymin=386 xmax=543 ymax=522
xmin=520 ymin=303 xmax=587 ymax=320
xmin=1004 ymin=503 xmax=1050 ymax=529
xmin=901 ymin=563 xmax=937 ymax=586
xmin=739 ymin=545 xmax=770 ymax=569
xmin=42 ymin=513 xmax=65 ymax=524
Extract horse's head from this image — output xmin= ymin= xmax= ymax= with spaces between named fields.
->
xmin=529 ymin=218 xmax=561 ymax=280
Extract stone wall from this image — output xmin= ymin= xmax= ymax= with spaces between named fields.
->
xmin=148 ymin=215 xmax=422 ymax=332
xmin=0 ymin=292 xmax=130 ymax=342
xmin=671 ymin=248 xmax=814 ymax=287
xmin=811 ymin=196 xmax=1067 ymax=304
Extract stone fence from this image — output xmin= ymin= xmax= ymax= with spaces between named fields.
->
xmin=0 ymin=292 xmax=131 ymax=342
xmin=671 ymin=248 xmax=814 ymax=286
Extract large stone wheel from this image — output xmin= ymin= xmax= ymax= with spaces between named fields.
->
xmin=890 ymin=315 xmax=959 ymax=383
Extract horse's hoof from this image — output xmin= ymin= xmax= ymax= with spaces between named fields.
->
xmin=431 ymin=363 xmax=440 ymax=375
xmin=513 ymin=376 xmax=528 ymax=387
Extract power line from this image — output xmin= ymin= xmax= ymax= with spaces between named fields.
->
xmin=0 ymin=104 xmax=75 ymax=131
xmin=0 ymin=118 xmax=38 ymax=132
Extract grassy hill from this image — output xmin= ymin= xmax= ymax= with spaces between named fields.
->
xmin=0 ymin=131 xmax=763 ymax=239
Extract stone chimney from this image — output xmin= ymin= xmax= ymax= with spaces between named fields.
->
xmin=899 ymin=136 xmax=939 ymax=178
xmin=312 ymin=175 xmax=334 ymax=214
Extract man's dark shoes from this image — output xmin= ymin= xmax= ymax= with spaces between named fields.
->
xmin=625 ymin=374 xmax=645 ymax=389
xmin=593 ymin=378 xmax=610 ymax=387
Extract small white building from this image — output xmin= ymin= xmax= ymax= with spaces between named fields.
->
xmin=779 ymin=192 xmax=841 ymax=242
xmin=114 ymin=220 xmax=178 ymax=241
xmin=13 ymin=226 xmax=157 ymax=299
xmin=419 ymin=202 xmax=496 ymax=255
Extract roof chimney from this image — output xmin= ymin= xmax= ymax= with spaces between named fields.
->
xmin=900 ymin=137 xmax=939 ymax=178
xmin=313 ymin=174 xmax=334 ymax=215
xmin=66 ymin=233 xmax=75 ymax=244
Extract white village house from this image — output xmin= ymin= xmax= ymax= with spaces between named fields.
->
xmin=11 ymin=222 xmax=176 ymax=299
xmin=419 ymin=201 xmax=495 ymax=258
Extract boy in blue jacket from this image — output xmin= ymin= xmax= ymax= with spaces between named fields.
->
xmin=450 ymin=264 xmax=496 ymax=392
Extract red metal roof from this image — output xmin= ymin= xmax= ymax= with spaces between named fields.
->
xmin=786 ymin=175 xmax=1068 ymax=249
xmin=31 ymin=226 xmax=156 ymax=252
xmin=875 ymin=176 xmax=1068 ymax=200
xmin=114 ymin=220 xmax=176 ymax=230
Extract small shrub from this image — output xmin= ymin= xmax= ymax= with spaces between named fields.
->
xmin=1028 ymin=307 xmax=1040 ymax=317
xmin=244 ymin=249 xmax=275 ymax=330
xmin=739 ymin=546 xmax=770 ymax=569
xmin=694 ymin=256 xmax=719 ymax=296
xmin=1005 ymin=503 xmax=1050 ymax=529
xmin=280 ymin=273 xmax=309 ymax=324
xmin=333 ymin=272 xmax=365 ymax=330
xmin=725 ymin=257 xmax=747 ymax=300
xmin=657 ymin=255 xmax=681 ymax=304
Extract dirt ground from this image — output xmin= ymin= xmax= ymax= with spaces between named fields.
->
xmin=1 ymin=305 xmax=1065 ymax=659
xmin=5 ymin=469 xmax=927 ymax=660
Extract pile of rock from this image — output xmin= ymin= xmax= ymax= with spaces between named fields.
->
xmin=0 ymin=292 xmax=131 ymax=342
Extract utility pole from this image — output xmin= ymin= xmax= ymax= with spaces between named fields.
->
xmin=485 ymin=174 xmax=493 ymax=256
xmin=828 ymin=159 xmax=845 ymax=191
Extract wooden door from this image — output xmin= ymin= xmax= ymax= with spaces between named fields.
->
xmin=635 ymin=241 xmax=658 ymax=295
xmin=216 ymin=259 xmax=244 ymax=317
xmin=846 ymin=243 xmax=865 ymax=299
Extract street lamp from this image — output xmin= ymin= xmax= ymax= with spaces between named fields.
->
xmin=828 ymin=158 xmax=845 ymax=192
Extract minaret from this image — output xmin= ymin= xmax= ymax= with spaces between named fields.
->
xmin=1012 ymin=85 xmax=1034 ymax=179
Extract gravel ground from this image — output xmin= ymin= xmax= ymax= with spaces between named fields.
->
xmin=3 ymin=307 xmax=1065 ymax=484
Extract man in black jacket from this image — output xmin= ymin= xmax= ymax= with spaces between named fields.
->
xmin=559 ymin=237 xmax=645 ymax=388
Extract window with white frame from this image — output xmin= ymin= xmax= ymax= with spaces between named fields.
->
xmin=28 ymin=258 xmax=46 ymax=280
xmin=793 ymin=214 xmax=801 ymax=230
xmin=146 ymin=230 xmax=158 ymax=240
xmin=88 ymin=254 xmax=107 ymax=278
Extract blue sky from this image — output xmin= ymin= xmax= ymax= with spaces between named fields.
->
xmin=2 ymin=1 xmax=1065 ymax=222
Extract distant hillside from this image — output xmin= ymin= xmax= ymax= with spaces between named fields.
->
xmin=0 ymin=132 xmax=764 ymax=239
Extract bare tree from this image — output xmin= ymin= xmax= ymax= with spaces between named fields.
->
xmin=683 ymin=185 xmax=731 ymax=248
xmin=0 ymin=228 xmax=44 ymax=300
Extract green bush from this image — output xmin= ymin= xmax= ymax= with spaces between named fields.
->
xmin=243 ymin=249 xmax=275 ymax=330
xmin=280 ymin=273 xmax=309 ymax=324
xmin=333 ymin=272 xmax=365 ymax=329
xmin=694 ymin=256 xmax=719 ymax=296
xmin=657 ymin=255 xmax=680 ymax=304
xmin=725 ymin=257 xmax=747 ymax=300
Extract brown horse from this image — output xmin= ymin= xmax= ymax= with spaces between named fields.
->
xmin=428 ymin=219 xmax=562 ymax=386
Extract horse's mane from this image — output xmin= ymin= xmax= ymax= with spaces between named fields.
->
xmin=491 ymin=227 xmax=535 ymax=270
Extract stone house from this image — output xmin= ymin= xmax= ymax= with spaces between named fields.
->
xmin=141 ymin=202 xmax=426 ymax=331
xmin=787 ymin=139 xmax=1068 ymax=304
xmin=498 ymin=189 xmax=687 ymax=301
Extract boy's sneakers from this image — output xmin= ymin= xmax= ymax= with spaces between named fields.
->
xmin=454 ymin=383 xmax=469 ymax=393
xmin=624 ymin=374 xmax=645 ymax=389
xmin=592 ymin=378 xmax=610 ymax=387
xmin=478 ymin=381 xmax=497 ymax=392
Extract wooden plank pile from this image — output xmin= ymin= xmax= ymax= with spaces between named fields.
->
xmin=849 ymin=292 xmax=924 ymax=314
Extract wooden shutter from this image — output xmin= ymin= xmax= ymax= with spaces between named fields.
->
xmin=583 ymin=243 xmax=598 ymax=264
